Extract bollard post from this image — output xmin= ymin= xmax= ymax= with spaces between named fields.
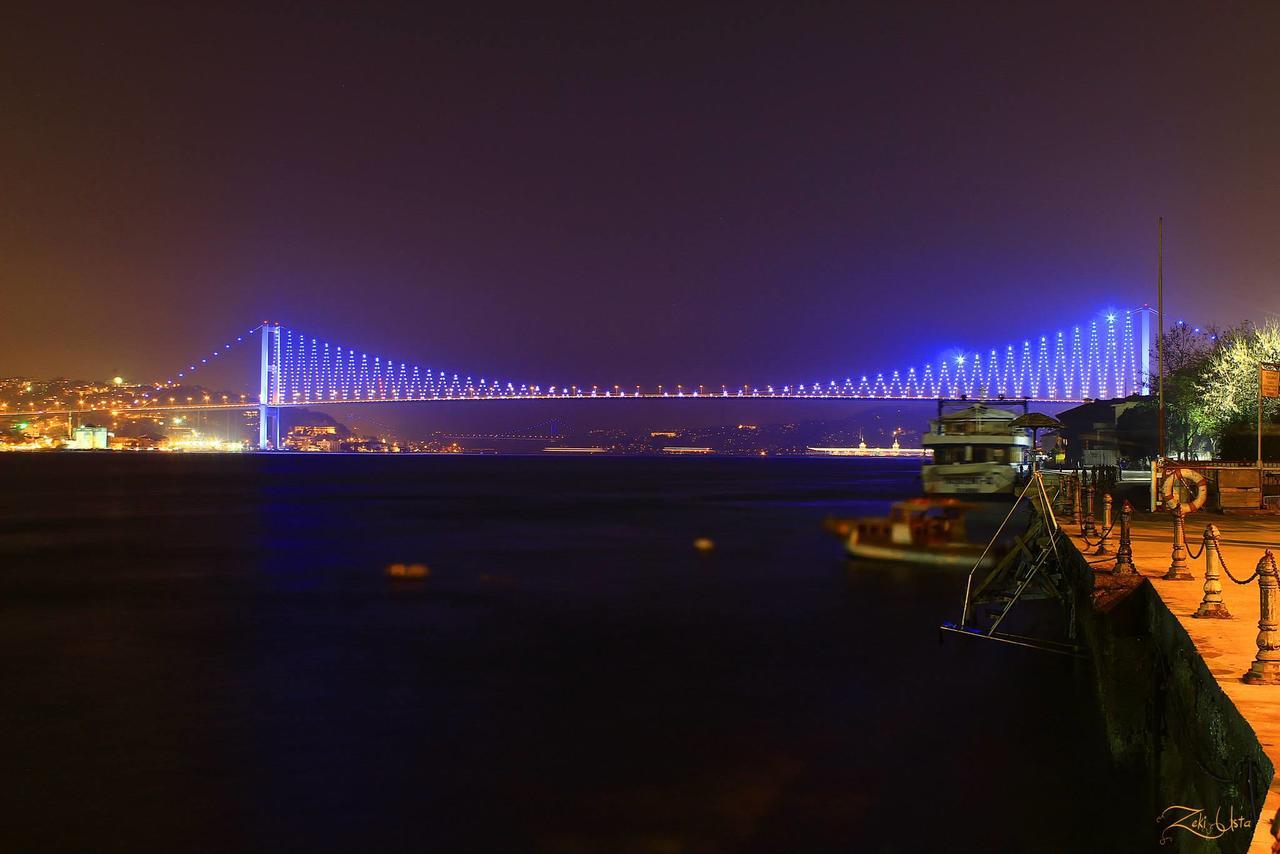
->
xmin=1243 ymin=552 xmax=1280 ymax=684
xmin=1193 ymin=524 xmax=1231 ymax=619
xmin=1071 ymin=474 xmax=1083 ymax=529
xmin=1083 ymin=479 xmax=1098 ymax=537
xmin=1112 ymin=500 xmax=1137 ymax=574
xmin=1164 ymin=505 xmax=1193 ymax=580
xmin=1095 ymin=494 xmax=1113 ymax=555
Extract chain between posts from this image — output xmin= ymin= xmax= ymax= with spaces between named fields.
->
xmin=1079 ymin=517 xmax=1117 ymax=547
xmin=1205 ymin=529 xmax=1262 ymax=586
xmin=1177 ymin=526 xmax=1257 ymax=584
xmin=1086 ymin=496 xmax=1268 ymax=588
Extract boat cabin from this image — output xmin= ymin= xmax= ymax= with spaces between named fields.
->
xmin=921 ymin=401 xmax=1034 ymax=495
xmin=887 ymin=498 xmax=976 ymax=545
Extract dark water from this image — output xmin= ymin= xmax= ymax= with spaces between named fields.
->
xmin=0 ymin=454 xmax=1149 ymax=852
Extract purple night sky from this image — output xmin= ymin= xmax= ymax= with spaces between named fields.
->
xmin=2 ymin=3 xmax=1278 ymax=390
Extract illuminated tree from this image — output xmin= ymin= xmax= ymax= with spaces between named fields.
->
xmin=1196 ymin=320 xmax=1280 ymax=453
xmin=1152 ymin=322 xmax=1217 ymax=459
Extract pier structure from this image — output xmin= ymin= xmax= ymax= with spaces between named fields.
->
xmin=1073 ymin=515 xmax=1280 ymax=852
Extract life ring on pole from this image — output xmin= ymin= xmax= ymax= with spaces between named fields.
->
xmin=1162 ymin=468 xmax=1208 ymax=514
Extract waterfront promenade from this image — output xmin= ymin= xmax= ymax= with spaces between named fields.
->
xmin=1074 ymin=514 xmax=1280 ymax=853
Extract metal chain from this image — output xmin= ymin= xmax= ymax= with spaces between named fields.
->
xmin=1185 ymin=533 xmax=1206 ymax=561
xmin=1212 ymin=532 xmax=1260 ymax=585
xmin=1079 ymin=518 xmax=1116 ymax=547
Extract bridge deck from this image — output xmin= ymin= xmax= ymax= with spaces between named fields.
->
xmin=1 ymin=394 xmax=1088 ymax=419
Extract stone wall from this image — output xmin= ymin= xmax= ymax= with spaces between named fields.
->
xmin=1063 ymin=541 xmax=1274 ymax=853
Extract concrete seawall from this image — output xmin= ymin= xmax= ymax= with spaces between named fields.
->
xmin=1063 ymin=532 xmax=1275 ymax=852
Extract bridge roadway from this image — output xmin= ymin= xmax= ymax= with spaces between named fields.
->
xmin=1 ymin=392 xmax=1085 ymax=419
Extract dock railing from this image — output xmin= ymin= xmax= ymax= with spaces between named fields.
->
xmin=1154 ymin=522 xmax=1280 ymax=685
xmin=1151 ymin=460 xmax=1280 ymax=512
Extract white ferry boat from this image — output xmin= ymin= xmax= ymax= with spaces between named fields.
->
xmin=921 ymin=401 xmax=1032 ymax=496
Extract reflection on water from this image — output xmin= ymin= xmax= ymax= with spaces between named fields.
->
xmin=386 ymin=562 xmax=430 ymax=578
xmin=0 ymin=454 xmax=1147 ymax=851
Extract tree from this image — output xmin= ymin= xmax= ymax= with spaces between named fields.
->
xmin=1151 ymin=322 xmax=1216 ymax=459
xmin=1197 ymin=320 xmax=1280 ymax=433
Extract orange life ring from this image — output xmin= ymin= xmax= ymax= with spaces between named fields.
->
xmin=1162 ymin=468 xmax=1208 ymax=514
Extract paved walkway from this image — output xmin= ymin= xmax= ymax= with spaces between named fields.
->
xmin=1074 ymin=514 xmax=1280 ymax=853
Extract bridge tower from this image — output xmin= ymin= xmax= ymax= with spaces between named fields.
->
xmin=1136 ymin=305 xmax=1156 ymax=396
xmin=258 ymin=322 xmax=282 ymax=449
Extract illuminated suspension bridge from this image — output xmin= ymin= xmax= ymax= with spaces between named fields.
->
xmin=9 ymin=307 xmax=1155 ymax=448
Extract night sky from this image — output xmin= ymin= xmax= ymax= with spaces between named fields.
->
xmin=3 ymin=3 xmax=1279 ymax=389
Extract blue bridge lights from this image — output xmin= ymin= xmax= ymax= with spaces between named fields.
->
xmin=146 ymin=308 xmax=1151 ymax=413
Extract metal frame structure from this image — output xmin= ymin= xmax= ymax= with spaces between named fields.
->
xmin=940 ymin=468 xmax=1084 ymax=656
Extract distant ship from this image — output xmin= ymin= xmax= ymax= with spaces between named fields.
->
xmin=808 ymin=434 xmax=930 ymax=458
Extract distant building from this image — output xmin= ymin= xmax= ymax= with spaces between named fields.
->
xmin=285 ymin=425 xmax=340 ymax=452
xmin=293 ymin=425 xmax=338 ymax=436
xmin=108 ymin=433 xmax=168 ymax=451
xmin=1057 ymin=397 xmax=1151 ymax=466
xmin=166 ymin=426 xmax=198 ymax=444
xmin=68 ymin=425 xmax=110 ymax=450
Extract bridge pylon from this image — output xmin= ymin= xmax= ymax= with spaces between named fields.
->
xmin=258 ymin=322 xmax=282 ymax=449
xmin=1136 ymin=304 xmax=1156 ymax=396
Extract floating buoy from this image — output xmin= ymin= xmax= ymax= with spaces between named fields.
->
xmin=693 ymin=537 xmax=715 ymax=552
xmin=387 ymin=562 xmax=430 ymax=578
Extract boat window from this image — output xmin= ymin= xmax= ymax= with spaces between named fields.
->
xmin=933 ymin=445 xmax=1024 ymax=464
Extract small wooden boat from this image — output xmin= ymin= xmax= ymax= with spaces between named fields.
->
xmin=826 ymin=497 xmax=1002 ymax=568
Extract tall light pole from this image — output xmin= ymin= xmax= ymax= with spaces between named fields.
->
xmin=1157 ymin=217 xmax=1166 ymax=465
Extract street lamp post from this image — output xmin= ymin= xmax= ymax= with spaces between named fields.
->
xmin=1157 ymin=216 xmax=1165 ymax=467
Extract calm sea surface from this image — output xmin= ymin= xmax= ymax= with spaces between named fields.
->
xmin=0 ymin=454 xmax=1148 ymax=852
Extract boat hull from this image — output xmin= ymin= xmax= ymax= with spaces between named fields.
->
xmin=921 ymin=462 xmax=1022 ymax=496
xmin=844 ymin=538 xmax=997 ymax=568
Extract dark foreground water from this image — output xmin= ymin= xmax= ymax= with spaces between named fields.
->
xmin=0 ymin=454 xmax=1149 ymax=852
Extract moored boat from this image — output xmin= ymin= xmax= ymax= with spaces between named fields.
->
xmin=921 ymin=401 xmax=1032 ymax=496
xmin=826 ymin=497 xmax=1003 ymax=568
